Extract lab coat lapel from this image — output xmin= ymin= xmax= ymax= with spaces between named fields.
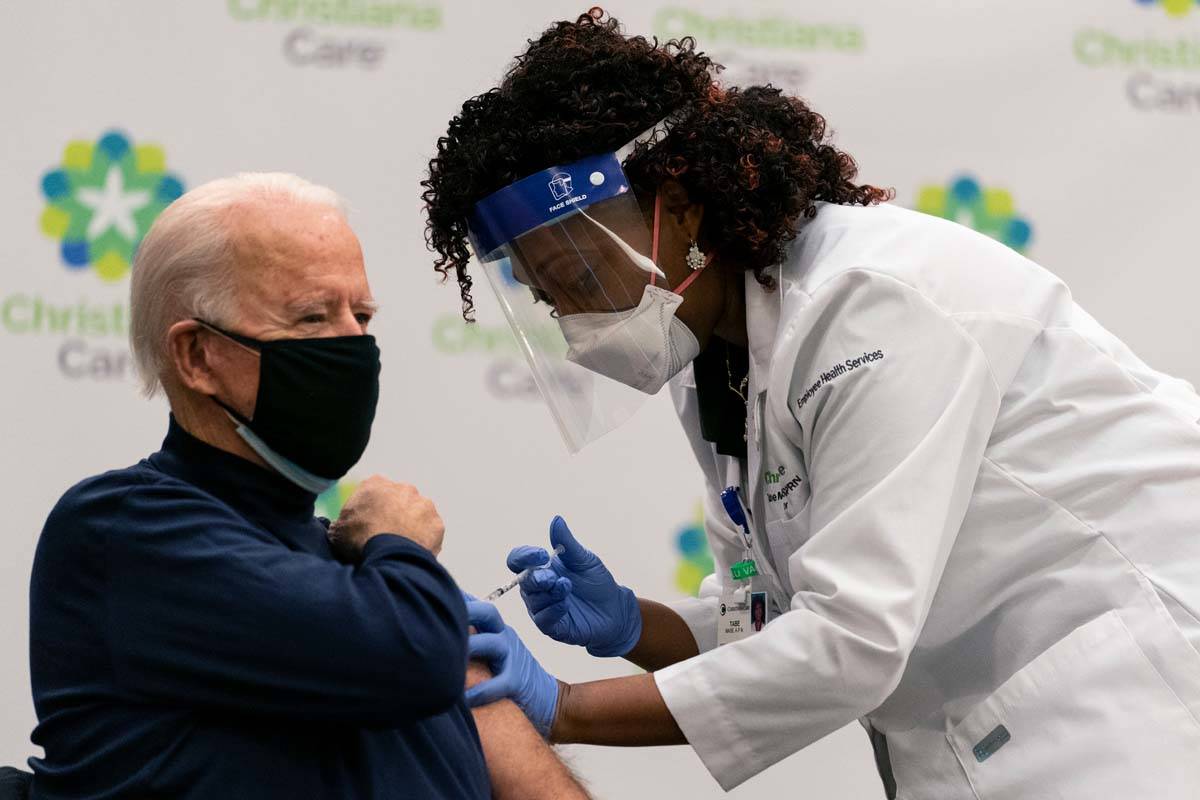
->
xmin=743 ymin=267 xmax=792 ymax=601
xmin=743 ymin=266 xmax=786 ymax=515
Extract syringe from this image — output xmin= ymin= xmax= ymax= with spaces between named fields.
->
xmin=485 ymin=544 xmax=566 ymax=601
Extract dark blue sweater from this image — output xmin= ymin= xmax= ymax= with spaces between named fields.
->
xmin=28 ymin=418 xmax=490 ymax=799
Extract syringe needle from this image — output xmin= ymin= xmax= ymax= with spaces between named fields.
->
xmin=484 ymin=544 xmax=566 ymax=602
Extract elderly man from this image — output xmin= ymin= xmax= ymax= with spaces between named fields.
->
xmin=27 ymin=173 xmax=586 ymax=799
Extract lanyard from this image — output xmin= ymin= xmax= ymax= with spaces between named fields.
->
xmin=720 ymin=486 xmax=759 ymax=582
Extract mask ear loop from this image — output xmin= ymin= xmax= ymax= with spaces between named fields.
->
xmin=672 ymin=251 xmax=714 ymax=295
xmin=648 ymin=189 xmax=713 ymax=295
xmin=650 ymin=190 xmax=663 ymax=289
xmin=191 ymin=318 xmax=260 ymax=426
xmin=576 ymin=206 xmax=666 ymax=281
xmin=193 ymin=318 xmax=262 ymax=357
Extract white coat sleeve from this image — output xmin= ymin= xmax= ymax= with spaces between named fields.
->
xmin=654 ymin=269 xmax=1004 ymax=790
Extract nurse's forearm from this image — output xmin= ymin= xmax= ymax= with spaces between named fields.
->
xmin=551 ymin=673 xmax=687 ymax=747
xmin=624 ymin=599 xmax=700 ymax=672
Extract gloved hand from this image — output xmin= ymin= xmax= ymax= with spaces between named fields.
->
xmin=464 ymin=597 xmax=561 ymax=737
xmin=507 ymin=516 xmax=643 ymax=658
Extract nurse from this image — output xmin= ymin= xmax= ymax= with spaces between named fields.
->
xmin=423 ymin=10 xmax=1200 ymax=798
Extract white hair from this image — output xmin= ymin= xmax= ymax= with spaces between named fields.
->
xmin=129 ymin=172 xmax=348 ymax=397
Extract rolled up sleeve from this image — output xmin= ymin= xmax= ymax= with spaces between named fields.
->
xmin=104 ymin=483 xmax=469 ymax=726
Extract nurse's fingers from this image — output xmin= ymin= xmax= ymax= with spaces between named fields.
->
xmin=549 ymin=516 xmax=597 ymax=571
xmin=466 ymin=600 xmax=504 ymax=634
xmin=467 ymin=631 xmax=509 ymax=668
xmin=523 ymin=574 xmax=571 ymax=614
xmin=465 ymin=674 xmax=513 ymax=708
xmin=531 ymin=599 xmax=569 ymax=634
xmin=518 ymin=566 xmax=560 ymax=595
xmin=507 ymin=545 xmax=550 ymax=573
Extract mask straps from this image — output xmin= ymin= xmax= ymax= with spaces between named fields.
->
xmin=191 ymin=318 xmax=258 ymax=425
xmin=673 ymin=252 xmax=715 ymax=294
xmin=193 ymin=318 xmax=262 ymax=355
xmin=650 ymin=190 xmax=663 ymax=286
xmin=649 ymin=189 xmax=714 ymax=294
xmin=575 ymin=207 xmax=666 ymax=281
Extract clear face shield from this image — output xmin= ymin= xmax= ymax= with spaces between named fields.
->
xmin=467 ymin=123 xmax=710 ymax=453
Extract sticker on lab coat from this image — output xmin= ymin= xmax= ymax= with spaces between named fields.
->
xmin=718 ymin=589 xmax=769 ymax=646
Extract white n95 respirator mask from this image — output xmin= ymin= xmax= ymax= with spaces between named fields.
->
xmin=558 ymin=284 xmax=701 ymax=395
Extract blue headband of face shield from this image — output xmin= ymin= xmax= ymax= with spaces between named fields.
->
xmin=466 ymin=119 xmax=673 ymax=261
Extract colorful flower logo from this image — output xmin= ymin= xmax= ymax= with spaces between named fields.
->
xmin=674 ymin=503 xmax=714 ymax=597
xmin=316 ymin=479 xmax=360 ymax=520
xmin=915 ymin=175 xmax=1033 ymax=253
xmin=39 ymin=130 xmax=185 ymax=282
xmin=1135 ymin=0 xmax=1197 ymax=18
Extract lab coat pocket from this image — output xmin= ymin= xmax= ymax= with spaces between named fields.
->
xmin=760 ymin=450 xmax=810 ymax=528
xmin=758 ymin=404 xmax=810 ymax=525
xmin=947 ymin=610 xmax=1200 ymax=800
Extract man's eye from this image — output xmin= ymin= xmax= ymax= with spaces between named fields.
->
xmin=300 ymin=314 xmax=326 ymax=324
xmin=355 ymin=312 xmax=373 ymax=325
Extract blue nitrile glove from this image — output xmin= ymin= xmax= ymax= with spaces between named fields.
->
xmin=464 ymin=597 xmax=560 ymax=736
xmin=507 ymin=516 xmax=642 ymax=658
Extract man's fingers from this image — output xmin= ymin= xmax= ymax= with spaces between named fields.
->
xmin=466 ymin=601 xmax=504 ymax=634
xmin=507 ymin=545 xmax=550 ymax=573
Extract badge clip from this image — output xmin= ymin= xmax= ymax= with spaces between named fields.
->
xmin=730 ymin=559 xmax=759 ymax=581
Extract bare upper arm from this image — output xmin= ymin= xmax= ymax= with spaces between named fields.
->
xmin=467 ymin=661 xmax=591 ymax=800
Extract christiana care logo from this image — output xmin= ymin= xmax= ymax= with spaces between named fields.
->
xmin=39 ymin=130 xmax=184 ymax=282
xmin=1074 ymin=3 xmax=1200 ymax=112
xmin=2 ymin=129 xmax=185 ymax=382
xmin=227 ymin=0 xmax=442 ymax=70
xmin=653 ymin=7 xmax=864 ymax=94
xmin=915 ymin=175 xmax=1033 ymax=254
xmin=1136 ymin=0 xmax=1198 ymax=17
xmin=653 ymin=8 xmax=863 ymax=52
xmin=432 ymin=261 xmax=571 ymax=403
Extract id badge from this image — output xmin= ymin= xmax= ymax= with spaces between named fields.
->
xmin=717 ymin=588 xmax=769 ymax=646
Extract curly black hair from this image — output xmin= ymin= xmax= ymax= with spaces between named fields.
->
xmin=423 ymin=7 xmax=892 ymax=320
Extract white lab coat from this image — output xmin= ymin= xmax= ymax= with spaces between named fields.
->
xmin=655 ymin=202 xmax=1200 ymax=797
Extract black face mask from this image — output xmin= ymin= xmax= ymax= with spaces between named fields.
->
xmin=196 ymin=319 xmax=381 ymax=482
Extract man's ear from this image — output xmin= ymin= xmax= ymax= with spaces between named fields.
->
xmin=659 ymin=179 xmax=705 ymax=241
xmin=166 ymin=319 xmax=221 ymax=396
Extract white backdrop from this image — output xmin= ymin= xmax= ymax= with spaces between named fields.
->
xmin=2 ymin=1 xmax=1198 ymax=797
